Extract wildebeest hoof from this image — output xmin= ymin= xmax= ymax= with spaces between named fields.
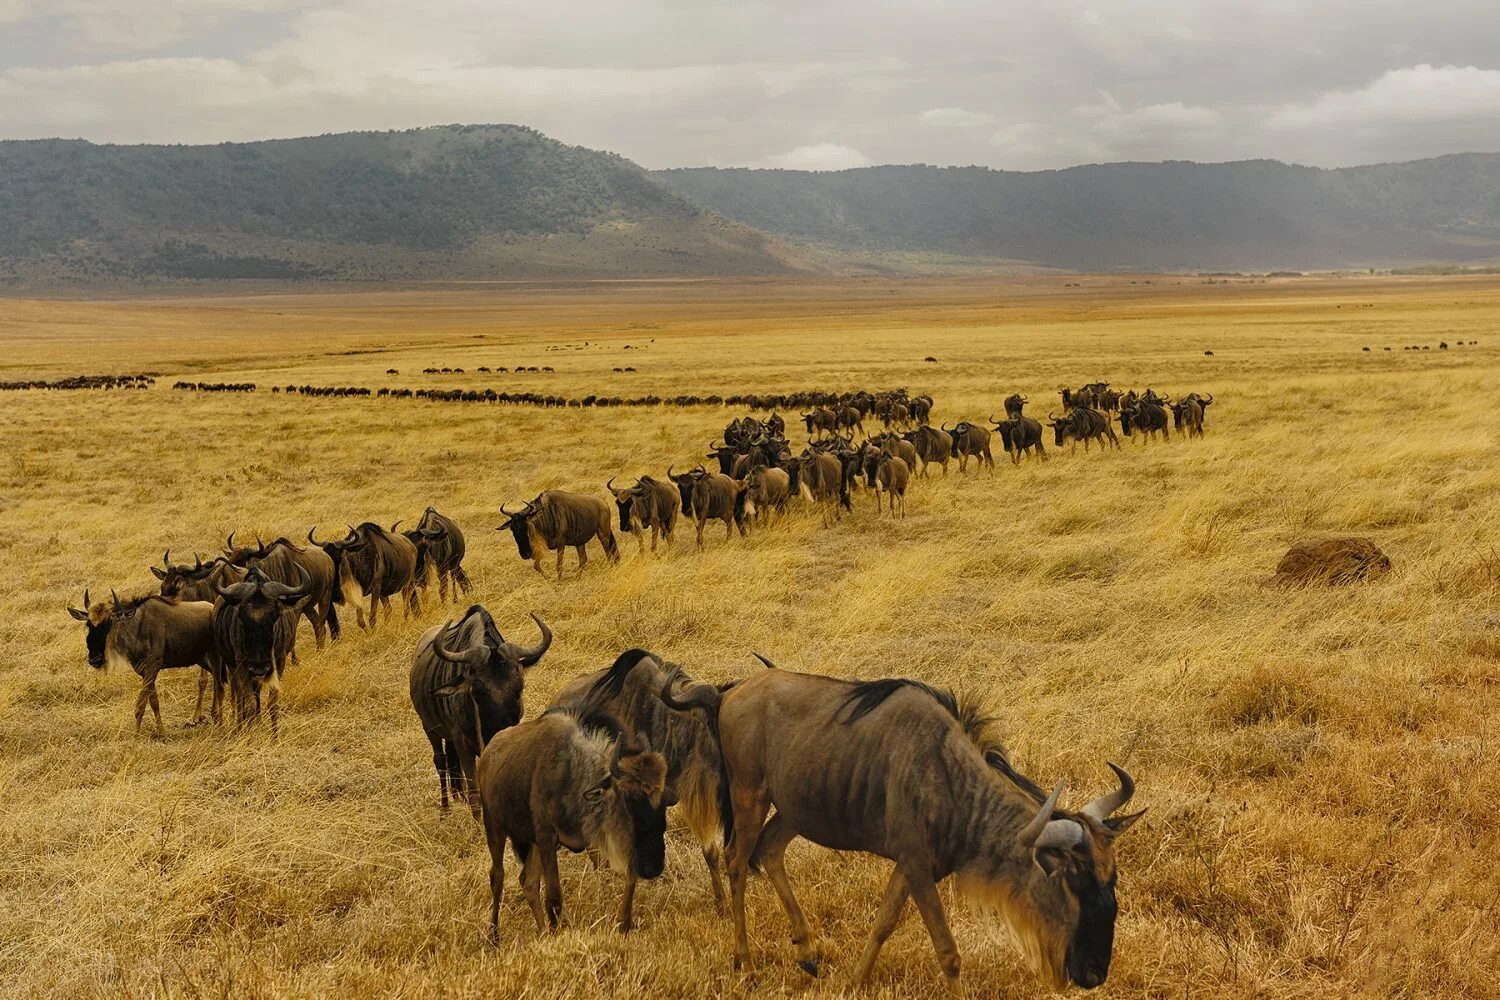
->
xmin=797 ymin=958 xmax=821 ymax=978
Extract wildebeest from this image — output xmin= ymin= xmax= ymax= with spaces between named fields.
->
xmin=666 ymin=464 xmax=706 ymax=519
xmin=476 ymin=707 xmax=672 ymax=939
xmin=211 ymin=566 xmax=309 ymax=735
xmin=498 ymin=491 xmax=620 ymax=578
xmin=693 ymin=472 xmax=750 ymax=546
xmin=944 ymin=421 xmax=994 ymax=473
xmin=802 ymin=407 xmax=837 ymax=438
xmin=663 ymin=667 xmax=1142 ymax=990
xmin=608 ymin=476 xmax=680 ymax=553
xmin=221 ymin=534 xmax=340 ymax=647
xmin=871 ymin=432 xmax=919 ymax=475
xmin=409 ymin=607 xmax=552 ymax=815
xmin=68 ymin=590 xmax=221 ymax=733
xmin=1049 ymin=408 xmax=1121 ymax=453
xmin=1169 ymin=397 xmax=1205 ymax=438
xmin=991 ymin=413 xmax=1047 ymax=464
xmin=407 ymin=507 xmax=473 ymax=603
xmin=1119 ymin=399 xmax=1170 ymax=444
xmin=553 ymin=649 xmax=733 ymax=911
xmin=745 ymin=465 xmax=792 ymax=523
xmin=1002 ymin=393 xmax=1028 ymax=419
xmin=308 ymin=522 xmax=419 ymax=629
xmin=903 ymin=425 xmax=952 ymax=477
xmin=797 ymin=449 xmax=846 ymax=522
xmin=873 ymin=454 xmax=910 ymax=518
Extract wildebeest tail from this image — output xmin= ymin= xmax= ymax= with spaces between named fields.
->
xmin=600 ymin=524 xmax=620 ymax=560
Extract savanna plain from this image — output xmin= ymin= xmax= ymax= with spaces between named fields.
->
xmin=1 ymin=274 xmax=1497 ymax=999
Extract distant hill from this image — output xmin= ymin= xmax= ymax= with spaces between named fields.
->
xmin=4 ymin=124 xmax=1500 ymax=285
xmin=0 ymin=125 xmax=799 ymax=285
xmin=656 ymin=155 xmax=1500 ymax=271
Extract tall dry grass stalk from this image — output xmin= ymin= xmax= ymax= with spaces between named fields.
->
xmin=1 ymin=274 xmax=1496 ymax=998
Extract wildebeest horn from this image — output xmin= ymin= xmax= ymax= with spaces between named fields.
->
xmin=1017 ymin=780 xmax=1065 ymax=847
xmin=1080 ymin=762 xmax=1135 ymax=822
xmin=751 ymin=652 xmax=777 ymax=669
xmin=111 ymin=589 xmax=122 ymax=612
xmin=1020 ymin=394 xmax=1028 ymax=402
xmin=1203 ymin=393 xmax=1214 ymax=404
xmin=431 ymin=621 xmax=469 ymax=664
xmin=225 ymin=530 xmax=236 ymax=552
xmin=84 ymin=588 xmax=91 ymax=609
xmin=513 ymin=613 xmax=552 ymax=667
xmin=307 ymin=526 xmax=320 ymax=545
xmin=390 ymin=519 xmax=403 ymax=533
xmin=989 ymin=413 xmax=1002 ymax=424
xmin=263 ymin=564 xmax=312 ymax=601
xmin=163 ymin=549 xmax=172 ymax=568
xmin=607 ymin=475 xmax=619 ymax=493
xmin=940 ymin=421 xmax=952 ymax=431
xmin=212 ymin=577 xmax=254 ymax=601
xmin=255 ymin=532 xmax=266 ymax=551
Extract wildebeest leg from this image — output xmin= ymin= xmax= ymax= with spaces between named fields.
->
xmin=618 ymin=870 xmax=638 ymax=932
xmin=454 ymin=565 xmax=473 ymax=595
xmin=634 ymin=527 xmax=646 ymax=555
xmin=427 ymin=732 xmax=449 ymax=809
xmin=367 ymin=589 xmax=379 ymax=631
xmin=853 ymin=868 xmax=910 ymax=984
xmin=696 ymin=516 xmax=706 ymax=548
xmin=405 ymin=586 xmax=420 ymax=618
xmin=703 ymin=844 xmax=728 ymax=916
xmin=726 ymin=518 xmax=736 ymax=540
xmin=519 ymin=841 xmax=548 ymax=932
xmin=904 ymin=867 xmax=961 ymax=990
xmin=266 ymin=673 xmax=281 ymax=739
xmin=538 ymin=836 xmax=564 ymax=929
xmin=193 ymin=668 xmax=209 ymax=724
xmin=575 ymin=545 xmax=589 ymax=576
xmin=727 ymin=784 xmax=773 ymax=972
xmin=754 ymin=813 xmax=820 ymax=976
xmin=554 ymin=548 xmax=565 ymax=578
xmin=485 ymin=826 xmax=505 ymax=944
xmin=310 ymin=607 xmax=326 ymax=650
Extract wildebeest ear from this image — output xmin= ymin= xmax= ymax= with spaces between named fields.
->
xmin=1104 ymin=808 xmax=1146 ymax=837
xmin=1034 ymin=848 xmax=1066 ymax=878
xmin=584 ymin=776 xmax=613 ymax=802
xmin=67 ymin=606 xmax=89 ymax=621
xmin=150 ymin=566 xmax=168 ymax=581
xmin=432 ymin=680 xmax=471 ymax=698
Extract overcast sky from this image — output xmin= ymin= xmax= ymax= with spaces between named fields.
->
xmin=1 ymin=0 xmax=1497 ymax=171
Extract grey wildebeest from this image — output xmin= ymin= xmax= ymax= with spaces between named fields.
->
xmin=873 ymin=453 xmax=910 ymax=518
xmin=607 ymin=475 xmax=680 ymax=553
xmin=222 ymin=534 xmax=340 ymax=648
xmin=407 ymin=507 xmax=473 ymax=603
xmin=307 ymin=522 xmax=419 ymax=630
xmin=945 ymin=421 xmax=994 ymax=473
xmin=552 ymin=649 xmax=734 ymax=912
xmin=694 ymin=472 xmax=750 ymax=546
xmin=211 ymin=565 xmax=309 ymax=735
xmin=409 ymin=606 xmax=552 ymax=816
xmin=903 ymin=425 xmax=952 ymax=477
xmin=662 ymin=668 xmax=1142 ymax=991
xmin=1049 ymin=408 xmax=1121 ymax=454
xmin=991 ymin=413 xmax=1047 ymax=464
xmin=476 ymin=707 xmax=672 ymax=939
xmin=68 ymin=590 xmax=222 ymax=733
xmin=498 ymin=491 xmax=620 ymax=578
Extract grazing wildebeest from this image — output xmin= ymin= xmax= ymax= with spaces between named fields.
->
xmin=693 ymin=472 xmax=750 ymax=546
xmin=662 ymin=667 xmax=1142 ymax=991
xmin=409 ymin=607 xmax=552 ymax=815
xmin=797 ymin=449 xmax=846 ymax=522
xmin=220 ymin=534 xmax=340 ymax=647
xmin=990 ymin=413 xmax=1047 ymax=464
xmin=903 ymin=425 xmax=952 ymax=477
xmin=211 ymin=566 xmax=309 ymax=735
xmin=945 ymin=421 xmax=994 ymax=473
xmin=498 ymin=491 xmax=620 ymax=578
xmin=68 ymin=590 xmax=222 ymax=733
xmin=409 ymin=507 xmax=473 ymax=602
xmin=1049 ymin=408 xmax=1121 ymax=453
xmin=608 ymin=476 xmax=680 ymax=553
xmin=308 ymin=522 xmax=419 ymax=629
xmin=553 ymin=649 xmax=733 ymax=912
xmin=476 ymin=707 xmax=672 ymax=939
xmin=873 ymin=453 xmax=910 ymax=518
xmin=1119 ymin=400 xmax=1170 ymax=444
xmin=745 ymin=465 xmax=791 ymax=523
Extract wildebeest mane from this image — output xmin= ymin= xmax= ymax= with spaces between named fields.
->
xmin=589 ymin=648 xmax=657 ymax=701
xmin=546 ymin=702 xmax=628 ymax=741
xmin=457 ymin=603 xmax=504 ymax=648
xmin=983 ymin=747 xmax=1050 ymax=805
xmin=840 ymin=678 xmax=996 ymax=749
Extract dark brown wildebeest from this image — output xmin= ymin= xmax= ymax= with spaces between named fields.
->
xmin=608 ymin=476 xmax=680 ymax=553
xmin=154 ymin=551 xmax=245 ymax=603
xmin=476 ymin=707 xmax=672 ymax=939
xmin=991 ymin=413 xmax=1047 ymax=464
xmin=1049 ymin=408 xmax=1121 ymax=453
xmin=908 ymin=394 xmax=934 ymax=425
xmin=1003 ymin=393 xmax=1028 ymax=419
xmin=409 ymin=607 xmax=552 ymax=815
xmin=766 ymin=412 xmax=786 ymax=437
xmin=693 ymin=472 xmax=750 ymax=546
xmin=666 ymin=464 xmax=707 ymax=519
xmin=1170 ymin=397 xmax=1205 ymax=438
xmin=797 ymin=449 xmax=846 ymax=522
xmin=407 ymin=507 xmax=473 ymax=603
xmin=746 ymin=465 xmax=791 ymax=523
xmin=802 ymin=407 xmax=837 ymax=438
xmin=1119 ymin=400 xmax=1170 ymax=444
xmin=877 ymin=399 xmax=911 ymax=429
xmin=308 ymin=522 xmax=419 ymax=629
xmin=903 ymin=425 xmax=952 ymax=477
xmin=220 ymin=534 xmax=340 ymax=647
xmin=211 ymin=565 xmax=309 ymax=735
xmin=498 ymin=491 xmax=620 ymax=578
xmin=662 ymin=667 xmax=1142 ymax=991
xmin=553 ymin=649 xmax=733 ymax=912
xmin=874 ymin=453 xmax=910 ymax=518
xmin=945 ymin=421 xmax=994 ymax=473
xmin=834 ymin=404 xmax=864 ymax=436
xmin=68 ymin=590 xmax=222 ymax=733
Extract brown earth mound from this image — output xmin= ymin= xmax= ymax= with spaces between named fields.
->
xmin=1266 ymin=536 xmax=1392 ymax=587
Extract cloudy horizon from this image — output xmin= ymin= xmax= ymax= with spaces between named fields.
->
xmin=1 ymin=1 xmax=1498 ymax=172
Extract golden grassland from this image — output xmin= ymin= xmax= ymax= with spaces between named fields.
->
xmin=1 ymin=274 xmax=1498 ymax=999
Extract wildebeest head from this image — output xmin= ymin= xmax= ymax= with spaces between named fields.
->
xmin=215 ymin=566 xmax=310 ymax=678
xmin=1046 ymin=412 xmax=1071 ymax=447
xmin=222 ymin=530 xmax=272 ymax=567
xmin=589 ymin=731 xmax=673 ymax=879
xmin=152 ymin=550 xmax=212 ymax=597
xmin=66 ymin=588 xmax=118 ymax=668
xmin=497 ymin=499 xmax=543 ymax=561
xmin=401 ymin=522 xmax=445 ymax=582
xmin=607 ymin=477 xmax=644 ymax=531
xmin=666 ymin=465 xmax=705 ymax=516
xmin=706 ymin=442 xmax=738 ymax=476
xmin=430 ymin=611 xmax=552 ymax=737
xmin=974 ymin=760 xmax=1143 ymax=990
xmin=1004 ymin=393 xmax=1027 ymax=419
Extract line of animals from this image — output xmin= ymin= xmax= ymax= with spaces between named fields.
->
xmin=1 ymin=373 xmax=156 ymax=391
xmin=1362 ymin=340 xmax=1479 ymax=351
xmin=419 ymin=366 xmax=556 ymax=373
xmin=172 ymin=381 xmax=256 ymax=392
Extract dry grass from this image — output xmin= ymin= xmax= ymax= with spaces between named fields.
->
xmin=2 ymin=273 xmax=1498 ymax=998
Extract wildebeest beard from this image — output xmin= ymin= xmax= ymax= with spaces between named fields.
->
xmin=506 ymin=516 xmax=534 ymax=560
xmin=624 ymin=788 xmax=669 ymax=879
xmin=234 ymin=598 xmax=282 ymax=677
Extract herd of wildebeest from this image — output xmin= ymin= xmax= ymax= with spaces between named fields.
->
xmin=65 ymin=381 xmax=1211 ymax=991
